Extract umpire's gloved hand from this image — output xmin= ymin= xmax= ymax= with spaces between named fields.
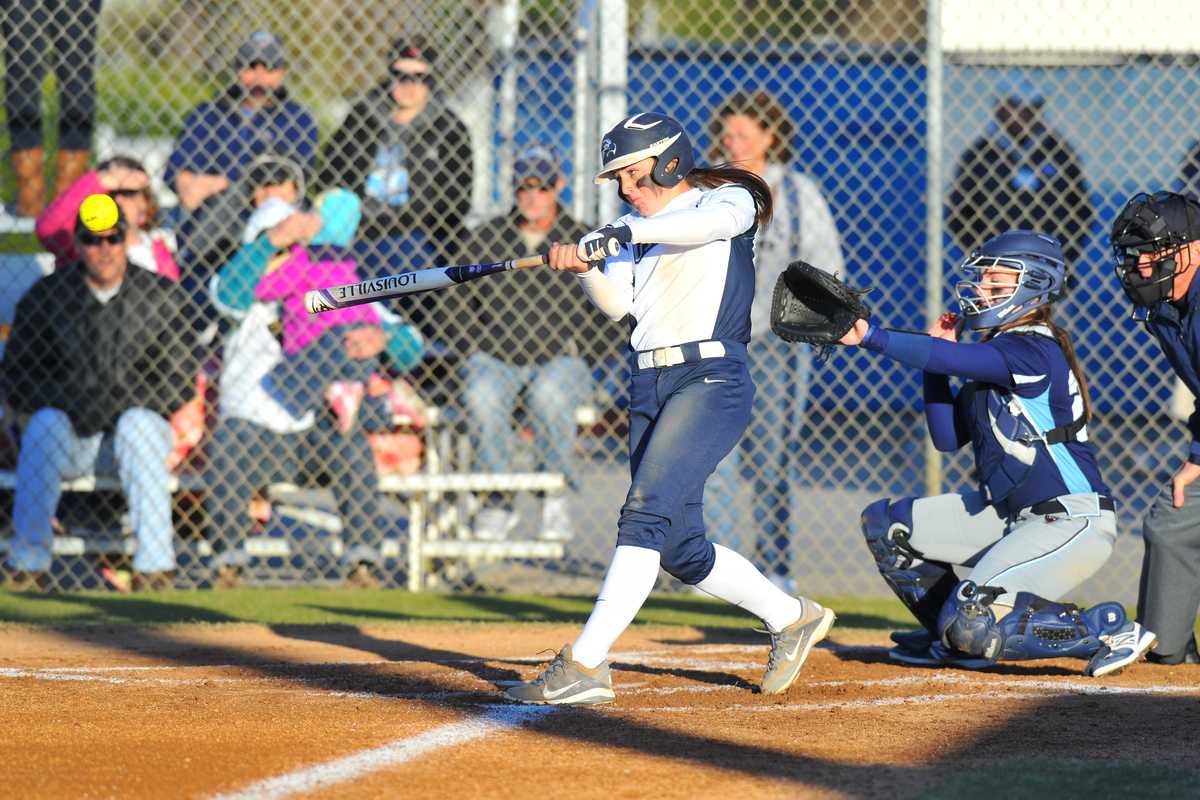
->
xmin=578 ymin=224 xmax=632 ymax=262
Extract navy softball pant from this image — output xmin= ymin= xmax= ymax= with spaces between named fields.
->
xmin=616 ymin=351 xmax=754 ymax=584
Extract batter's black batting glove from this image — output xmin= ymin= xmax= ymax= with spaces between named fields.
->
xmin=578 ymin=224 xmax=632 ymax=262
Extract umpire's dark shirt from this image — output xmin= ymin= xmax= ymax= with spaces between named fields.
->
xmin=453 ymin=206 xmax=623 ymax=368
xmin=1 ymin=262 xmax=198 ymax=437
xmin=1147 ymin=275 xmax=1200 ymax=464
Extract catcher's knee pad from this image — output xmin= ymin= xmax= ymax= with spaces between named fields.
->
xmin=939 ymin=583 xmax=1129 ymax=661
xmin=862 ymin=498 xmax=952 ymax=631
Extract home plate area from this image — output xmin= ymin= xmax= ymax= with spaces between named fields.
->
xmin=1 ymin=624 xmax=1197 ymax=799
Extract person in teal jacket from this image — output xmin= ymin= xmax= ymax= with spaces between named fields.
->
xmin=205 ymin=200 xmax=423 ymax=588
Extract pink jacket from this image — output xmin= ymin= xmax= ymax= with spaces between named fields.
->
xmin=254 ymin=245 xmax=380 ymax=355
xmin=36 ymin=171 xmax=180 ymax=281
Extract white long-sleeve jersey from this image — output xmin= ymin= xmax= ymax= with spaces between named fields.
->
xmin=575 ymin=183 xmax=758 ymax=352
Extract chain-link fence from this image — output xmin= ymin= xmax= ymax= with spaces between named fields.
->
xmin=0 ymin=1 xmax=1193 ymax=602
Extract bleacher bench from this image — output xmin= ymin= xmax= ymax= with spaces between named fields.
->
xmin=0 ymin=469 xmax=566 ymax=591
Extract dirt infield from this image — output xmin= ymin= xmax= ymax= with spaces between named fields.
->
xmin=2 ymin=622 xmax=1199 ymax=799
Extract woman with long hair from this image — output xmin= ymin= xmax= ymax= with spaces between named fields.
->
xmin=842 ymin=229 xmax=1155 ymax=676
xmin=504 ymin=112 xmax=836 ymax=705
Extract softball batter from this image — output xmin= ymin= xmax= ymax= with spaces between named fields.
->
xmin=840 ymin=230 xmax=1156 ymax=676
xmin=505 ymin=112 xmax=836 ymax=705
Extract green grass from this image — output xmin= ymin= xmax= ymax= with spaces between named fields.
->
xmin=0 ymin=588 xmax=912 ymax=628
xmin=923 ymin=759 xmax=1200 ymax=799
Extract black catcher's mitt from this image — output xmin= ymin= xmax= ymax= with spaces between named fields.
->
xmin=770 ymin=260 xmax=872 ymax=355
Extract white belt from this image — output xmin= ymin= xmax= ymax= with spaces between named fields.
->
xmin=636 ymin=340 xmax=726 ymax=370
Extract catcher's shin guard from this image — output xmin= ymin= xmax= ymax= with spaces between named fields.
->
xmin=861 ymin=498 xmax=957 ymax=633
xmin=939 ymin=581 xmax=1127 ymax=661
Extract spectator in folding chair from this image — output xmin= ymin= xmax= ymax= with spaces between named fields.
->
xmin=205 ymin=192 xmax=423 ymax=588
xmin=165 ymin=31 xmax=317 ymax=297
xmin=318 ymin=36 xmax=472 ymax=348
xmin=0 ymin=195 xmax=198 ymax=592
xmin=454 ymin=146 xmax=609 ymax=541
xmin=3 ymin=0 xmax=101 ymax=223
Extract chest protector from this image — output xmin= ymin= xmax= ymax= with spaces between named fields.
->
xmin=961 ymin=326 xmax=1087 ymax=508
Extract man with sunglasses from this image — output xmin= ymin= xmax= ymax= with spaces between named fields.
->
xmin=1111 ymin=190 xmax=1200 ymax=665
xmin=453 ymin=146 xmax=615 ymax=541
xmin=319 ymin=37 xmax=473 ymax=264
xmin=1 ymin=195 xmax=197 ymax=591
xmin=165 ymin=31 xmax=317 ymax=285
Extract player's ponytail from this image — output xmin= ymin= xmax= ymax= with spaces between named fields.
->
xmin=685 ymin=164 xmax=773 ymax=228
xmin=996 ymin=306 xmax=1093 ymax=423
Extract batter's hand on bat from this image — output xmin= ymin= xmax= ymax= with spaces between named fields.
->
xmin=577 ymin=224 xmax=632 ymax=262
xmin=928 ymin=312 xmax=962 ymax=342
xmin=838 ymin=318 xmax=870 ymax=346
xmin=549 ymin=241 xmax=590 ymax=273
xmin=1172 ymin=461 xmax=1200 ymax=508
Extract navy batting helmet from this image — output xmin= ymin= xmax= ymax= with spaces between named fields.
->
xmin=594 ymin=112 xmax=694 ymax=187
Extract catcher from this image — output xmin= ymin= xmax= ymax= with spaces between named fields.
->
xmin=777 ymin=230 xmax=1156 ymax=675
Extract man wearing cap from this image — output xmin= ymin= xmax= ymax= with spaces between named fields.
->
xmin=947 ymin=72 xmax=1094 ymax=264
xmin=0 ymin=195 xmax=197 ymax=591
xmin=165 ymin=30 xmax=318 ymax=282
xmin=1111 ymin=191 xmax=1200 ymax=665
xmin=319 ymin=36 xmax=473 ymax=266
xmin=453 ymin=147 xmax=618 ymax=541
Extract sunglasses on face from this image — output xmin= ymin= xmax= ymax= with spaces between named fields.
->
xmin=79 ymin=231 xmax=123 ymax=248
xmin=390 ymin=67 xmax=433 ymax=85
xmin=109 ymin=187 xmax=145 ymax=199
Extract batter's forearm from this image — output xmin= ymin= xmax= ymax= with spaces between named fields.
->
xmin=576 ymin=267 xmax=631 ymax=321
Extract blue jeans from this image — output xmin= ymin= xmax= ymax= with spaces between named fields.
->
xmin=705 ymin=338 xmax=813 ymax=577
xmin=8 ymin=407 xmax=174 ymax=573
xmin=204 ymin=416 xmax=390 ymax=568
xmin=462 ymin=353 xmax=591 ymax=490
xmin=617 ymin=350 xmax=754 ymax=584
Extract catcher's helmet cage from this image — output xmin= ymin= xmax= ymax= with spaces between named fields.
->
xmin=956 ymin=230 xmax=1067 ymax=331
xmin=1110 ymin=191 xmax=1200 ymax=309
xmin=595 ymin=112 xmax=695 ymax=187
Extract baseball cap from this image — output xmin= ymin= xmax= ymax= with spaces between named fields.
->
xmin=76 ymin=194 xmax=125 ymax=235
xmin=513 ymin=146 xmax=560 ymax=188
xmin=389 ymin=38 xmax=436 ymax=67
xmin=1116 ymin=192 xmax=1200 ymax=248
xmin=238 ymin=31 xmax=287 ymax=68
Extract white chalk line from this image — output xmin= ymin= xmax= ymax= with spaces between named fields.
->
xmin=209 ymin=705 xmax=555 ymax=800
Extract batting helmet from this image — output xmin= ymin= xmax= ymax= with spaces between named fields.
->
xmin=956 ymin=230 xmax=1068 ymax=331
xmin=594 ymin=112 xmax=694 ymax=187
xmin=1110 ymin=191 xmax=1200 ymax=308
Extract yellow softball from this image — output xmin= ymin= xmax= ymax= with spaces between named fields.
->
xmin=79 ymin=193 xmax=120 ymax=232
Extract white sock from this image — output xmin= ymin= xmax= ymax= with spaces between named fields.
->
xmin=572 ymin=545 xmax=661 ymax=669
xmin=696 ymin=544 xmax=806 ymax=633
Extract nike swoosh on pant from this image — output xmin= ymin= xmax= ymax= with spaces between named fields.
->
xmin=703 ymin=377 xmax=726 ymax=384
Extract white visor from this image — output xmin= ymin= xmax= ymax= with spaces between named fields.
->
xmin=594 ymin=132 xmax=682 ymax=184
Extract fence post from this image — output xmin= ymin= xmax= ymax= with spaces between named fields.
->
xmin=596 ymin=0 xmax=628 ymax=224
xmin=924 ymin=0 xmax=945 ymax=496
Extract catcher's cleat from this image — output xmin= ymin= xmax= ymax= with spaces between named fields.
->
xmin=889 ymin=640 xmax=994 ymax=669
xmin=504 ymin=644 xmax=615 ymax=705
xmin=1084 ymin=621 xmax=1157 ymax=677
xmin=890 ymin=629 xmax=936 ymax=654
xmin=761 ymin=600 xmax=837 ymax=694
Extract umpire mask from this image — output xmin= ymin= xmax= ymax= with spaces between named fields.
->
xmin=1111 ymin=192 xmax=1200 ymax=309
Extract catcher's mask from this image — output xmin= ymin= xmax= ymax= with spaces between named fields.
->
xmin=956 ymin=230 xmax=1067 ymax=331
xmin=1110 ymin=191 xmax=1200 ymax=314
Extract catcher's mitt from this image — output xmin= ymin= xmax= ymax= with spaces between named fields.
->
xmin=770 ymin=260 xmax=872 ymax=356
